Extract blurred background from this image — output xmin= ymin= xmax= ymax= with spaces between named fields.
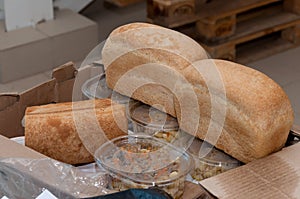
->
xmin=0 ymin=0 xmax=299 ymax=124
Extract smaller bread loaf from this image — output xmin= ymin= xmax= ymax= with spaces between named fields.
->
xmin=25 ymin=99 xmax=127 ymax=165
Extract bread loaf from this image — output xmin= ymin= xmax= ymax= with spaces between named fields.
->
xmin=103 ymin=22 xmax=208 ymax=116
xmin=102 ymin=22 xmax=294 ymax=163
xmin=175 ymin=59 xmax=294 ymax=163
xmin=25 ymin=99 xmax=127 ymax=165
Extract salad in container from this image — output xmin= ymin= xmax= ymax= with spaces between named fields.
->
xmin=94 ymin=135 xmax=194 ymax=199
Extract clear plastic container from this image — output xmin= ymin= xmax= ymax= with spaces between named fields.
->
xmin=81 ymin=73 xmax=129 ymax=104
xmin=94 ymin=135 xmax=194 ymax=199
xmin=188 ymin=138 xmax=241 ymax=181
xmin=127 ymin=100 xmax=180 ymax=143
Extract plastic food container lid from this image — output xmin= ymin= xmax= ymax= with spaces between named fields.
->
xmin=81 ymin=73 xmax=130 ymax=104
xmin=94 ymin=135 xmax=194 ymax=185
xmin=188 ymin=138 xmax=240 ymax=165
xmin=128 ymin=101 xmax=179 ymax=130
xmin=81 ymin=73 xmax=112 ymax=99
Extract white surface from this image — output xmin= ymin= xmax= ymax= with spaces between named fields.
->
xmin=4 ymin=0 xmax=53 ymax=31
xmin=10 ymin=136 xmax=25 ymax=145
xmin=1 ymin=196 xmax=9 ymax=199
xmin=53 ymin=0 xmax=93 ymax=12
xmin=36 ymin=189 xmax=58 ymax=199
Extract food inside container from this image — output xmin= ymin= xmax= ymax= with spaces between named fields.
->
xmin=81 ymin=73 xmax=129 ymax=104
xmin=188 ymin=138 xmax=241 ymax=181
xmin=127 ymin=100 xmax=179 ymax=143
xmin=94 ymin=135 xmax=194 ymax=199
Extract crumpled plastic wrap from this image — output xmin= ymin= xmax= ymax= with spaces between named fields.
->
xmin=0 ymin=158 xmax=114 ymax=199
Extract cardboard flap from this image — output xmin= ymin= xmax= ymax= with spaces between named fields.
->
xmin=200 ymin=143 xmax=300 ymax=198
xmin=182 ymin=182 xmax=216 ymax=199
xmin=0 ymin=62 xmax=102 ymax=137
xmin=52 ymin=62 xmax=76 ymax=83
xmin=55 ymin=78 xmax=74 ymax=103
xmin=20 ymin=79 xmax=57 ymax=107
xmin=0 ymin=94 xmax=19 ymax=111
xmin=292 ymin=125 xmax=300 ymax=137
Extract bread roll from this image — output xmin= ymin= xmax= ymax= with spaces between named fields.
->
xmin=102 ymin=23 xmax=294 ymax=163
xmin=25 ymin=99 xmax=127 ymax=165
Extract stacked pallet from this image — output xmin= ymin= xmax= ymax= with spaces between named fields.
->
xmin=147 ymin=0 xmax=300 ymax=63
xmin=105 ymin=0 xmax=143 ymax=7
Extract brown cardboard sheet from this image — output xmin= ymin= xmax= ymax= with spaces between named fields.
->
xmin=182 ymin=182 xmax=215 ymax=199
xmin=200 ymin=143 xmax=300 ymax=199
xmin=0 ymin=135 xmax=45 ymax=159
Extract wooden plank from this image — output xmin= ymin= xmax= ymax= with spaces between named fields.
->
xmin=236 ymin=35 xmax=295 ymax=63
xmin=201 ymin=42 xmax=236 ymax=60
xmin=196 ymin=15 xmax=236 ymax=40
xmin=236 ymin=1 xmax=282 ymax=23
xmin=105 ymin=0 xmax=143 ymax=7
xmin=203 ymin=11 xmax=300 ymax=46
xmin=148 ymin=15 xmax=199 ymax=28
xmin=233 ymin=11 xmax=300 ymax=44
xmin=282 ymin=24 xmax=300 ymax=43
xmin=196 ymin=0 xmax=281 ymax=19
xmin=147 ymin=0 xmax=197 ymax=28
xmin=284 ymin=0 xmax=300 ymax=14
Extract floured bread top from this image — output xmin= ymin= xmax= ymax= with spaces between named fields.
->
xmin=102 ymin=22 xmax=208 ymax=69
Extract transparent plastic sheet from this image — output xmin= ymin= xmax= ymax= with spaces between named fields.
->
xmin=0 ymin=158 xmax=114 ymax=199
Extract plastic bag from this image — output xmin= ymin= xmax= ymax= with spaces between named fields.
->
xmin=85 ymin=188 xmax=173 ymax=199
xmin=0 ymin=158 xmax=113 ymax=199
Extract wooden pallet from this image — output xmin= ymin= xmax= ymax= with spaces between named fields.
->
xmin=105 ymin=0 xmax=143 ymax=7
xmin=148 ymin=0 xmax=300 ymax=34
xmin=147 ymin=0 xmax=199 ymax=28
xmin=178 ymin=8 xmax=300 ymax=63
xmin=195 ymin=0 xmax=300 ymax=41
xmin=286 ymin=125 xmax=300 ymax=146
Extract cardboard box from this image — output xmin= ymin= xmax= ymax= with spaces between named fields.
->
xmin=0 ymin=21 xmax=53 ymax=83
xmin=200 ymin=142 xmax=300 ymax=199
xmin=36 ymin=9 xmax=98 ymax=68
xmin=0 ymin=61 xmax=103 ymax=138
xmin=0 ymin=62 xmax=75 ymax=137
xmin=0 ymin=62 xmax=299 ymax=198
xmin=0 ymin=9 xmax=98 ymax=83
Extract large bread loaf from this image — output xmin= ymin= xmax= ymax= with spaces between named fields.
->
xmin=25 ymin=99 xmax=127 ymax=165
xmin=103 ymin=22 xmax=208 ymax=116
xmin=102 ymin=22 xmax=294 ymax=163
xmin=175 ymin=59 xmax=294 ymax=163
